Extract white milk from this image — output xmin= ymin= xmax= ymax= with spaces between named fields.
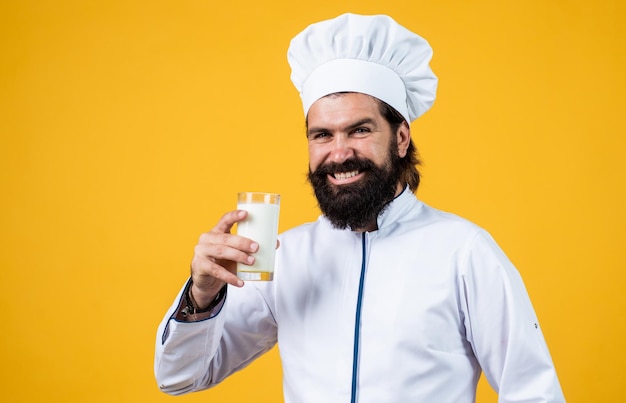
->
xmin=236 ymin=202 xmax=280 ymax=275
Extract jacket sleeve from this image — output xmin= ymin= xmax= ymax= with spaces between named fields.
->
xmin=154 ymin=280 xmax=278 ymax=395
xmin=459 ymin=229 xmax=566 ymax=402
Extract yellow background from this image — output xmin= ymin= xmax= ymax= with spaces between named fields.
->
xmin=1 ymin=0 xmax=624 ymax=402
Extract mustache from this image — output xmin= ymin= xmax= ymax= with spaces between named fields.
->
xmin=310 ymin=158 xmax=376 ymax=177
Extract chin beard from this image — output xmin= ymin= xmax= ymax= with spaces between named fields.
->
xmin=308 ymin=152 xmax=402 ymax=231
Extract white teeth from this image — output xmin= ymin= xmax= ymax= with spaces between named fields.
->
xmin=334 ymin=170 xmax=359 ymax=180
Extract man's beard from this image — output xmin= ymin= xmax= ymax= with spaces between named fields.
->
xmin=307 ymin=146 xmax=402 ymax=231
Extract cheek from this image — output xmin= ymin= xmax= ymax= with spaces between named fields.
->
xmin=308 ymin=145 xmax=322 ymax=171
xmin=367 ymin=142 xmax=392 ymax=165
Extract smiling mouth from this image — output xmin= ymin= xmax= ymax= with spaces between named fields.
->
xmin=333 ymin=170 xmax=359 ymax=180
xmin=328 ymin=169 xmax=365 ymax=185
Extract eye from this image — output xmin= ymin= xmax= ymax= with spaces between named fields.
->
xmin=309 ymin=132 xmax=330 ymax=141
xmin=352 ymin=127 xmax=371 ymax=136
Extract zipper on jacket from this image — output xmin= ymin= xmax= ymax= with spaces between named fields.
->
xmin=351 ymin=232 xmax=368 ymax=403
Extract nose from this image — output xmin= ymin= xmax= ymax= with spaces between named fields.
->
xmin=329 ymin=136 xmax=355 ymax=163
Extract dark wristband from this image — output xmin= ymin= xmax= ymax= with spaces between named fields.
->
xmin=181 ymin=283 xmax=227 ymax=317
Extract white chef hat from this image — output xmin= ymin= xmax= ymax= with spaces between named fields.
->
xmin=288 ymin=13 xmax=438 ymax=123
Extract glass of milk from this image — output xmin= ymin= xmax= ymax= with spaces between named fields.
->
xmin=236 ymin=192 xmax=280 ymax=281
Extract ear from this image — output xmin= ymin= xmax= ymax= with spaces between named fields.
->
xmin=396 ymin=121 xmax=411 ymax=158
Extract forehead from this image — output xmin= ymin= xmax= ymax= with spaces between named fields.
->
xmin=307 ymin=92 xmax=383 ymax=127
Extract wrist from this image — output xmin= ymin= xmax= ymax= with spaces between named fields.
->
xmin=181 ymin=282 xmax=227 ymax=317
xmin=190 ymin=283 xmax=223 ymax=309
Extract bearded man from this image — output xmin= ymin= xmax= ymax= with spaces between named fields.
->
xmin=155 ymin=13 xmax=565 ymax=403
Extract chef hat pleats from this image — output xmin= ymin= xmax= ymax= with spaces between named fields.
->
xmin=288 ymin=13 xmax=438 ymax=123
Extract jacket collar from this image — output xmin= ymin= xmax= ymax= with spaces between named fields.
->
xmin=374 ymin=185 xmax=419 ymax=233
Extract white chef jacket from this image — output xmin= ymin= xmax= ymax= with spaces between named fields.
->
xmin=155 ymin=188 xmax=565 ymax=402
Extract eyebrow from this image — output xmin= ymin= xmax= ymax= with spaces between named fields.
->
xmin=307 ymin=117 xmax=378 ymax=137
